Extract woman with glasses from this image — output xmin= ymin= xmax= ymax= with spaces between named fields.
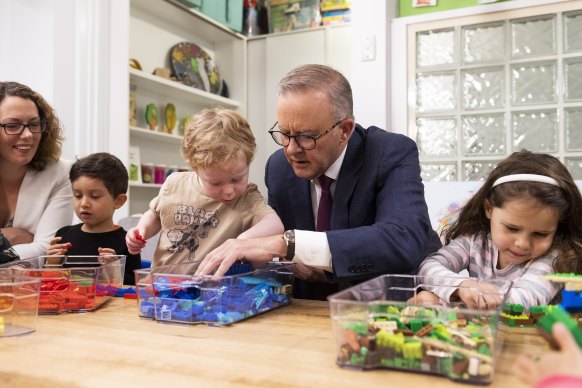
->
xmin=197 ymin=64 xmax=442 ymax=300
xmin=0 ymin=81 xmax=73 ymax=261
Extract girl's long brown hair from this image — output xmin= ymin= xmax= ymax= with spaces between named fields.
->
xmin=443 ymin=150 xmax=582 ymax=274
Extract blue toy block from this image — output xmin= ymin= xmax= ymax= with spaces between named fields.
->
xmin=560 ymin=290 xmax=582 ymax=314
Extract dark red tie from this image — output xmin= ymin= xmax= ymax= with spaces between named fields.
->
xmin=316 ymin=175 xmax=334 ymax=232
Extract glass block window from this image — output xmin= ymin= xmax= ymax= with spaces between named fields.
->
xmin=409 ymin=3 xmax=582 ymax=181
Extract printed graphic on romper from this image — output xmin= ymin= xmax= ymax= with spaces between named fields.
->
xmin=167 ymin=204 xmax=219 ymax=260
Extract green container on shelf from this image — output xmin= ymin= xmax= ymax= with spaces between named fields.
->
xmin=179 ymin=0 xmax=243 ymax=32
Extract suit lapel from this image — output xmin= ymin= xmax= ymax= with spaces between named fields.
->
xmin=332 ymin=125 xmax=366 ymax=229
xmin=288 ymin=171 xmax=315 ymax=230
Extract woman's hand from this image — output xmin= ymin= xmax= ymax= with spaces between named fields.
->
xmin=126 ymin=227 xmax=146 ymax=255
xmin=1 ymin=227 xmax=33 ymax=245
xmin=46 ymin=236 xmax=71 ymax=256
xmin=456 ymin=279 xmax=503 ymax=310
xmin=513 ymin=322 xmax=582 ymax=385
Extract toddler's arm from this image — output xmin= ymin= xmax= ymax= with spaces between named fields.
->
xmin=237 ymin=212 xmax=284 ymax=240
xmin=125 ymin=210 xmax=161 ymax=254
xmin=513 ymin=322 xmax=582 ymax=386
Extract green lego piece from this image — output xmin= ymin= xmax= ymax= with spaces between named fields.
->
xmin=409 ymin=319 xmax=423 ymax=332
xmin=346 ymin=322 xmax=368 ymax=336
xmin=511 ymin=304 xmax=524 ymax=314
xmin=537 ymin=305 xmax=582 ymax=348
xmin=530 ymin=305 xmax=548 ymax=315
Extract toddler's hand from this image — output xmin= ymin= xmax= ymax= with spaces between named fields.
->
xmin=513 ymin=322 xmax=582 ymax=385
xmin=98 ymin=247 xmax=118 ymax=264
xmin=126 ymin=228 xmax=146 ymax=254
xmin=47 ymin=237 xmax=72 ymax=256
xmin=456 ymin=279 xmax=502 ymax=310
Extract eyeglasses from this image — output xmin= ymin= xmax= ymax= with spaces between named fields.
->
xmin=0 ymin=121 xmax=46 ymax=135
xmin=268 ymin=117 xmax=348 ymax=151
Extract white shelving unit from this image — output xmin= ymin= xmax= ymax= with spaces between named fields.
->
xmin=127 ymin=0 xmax=247 ymax=217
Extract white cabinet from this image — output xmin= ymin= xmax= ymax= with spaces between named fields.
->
xmin=127 ymin=0 xmax=246 ymax=216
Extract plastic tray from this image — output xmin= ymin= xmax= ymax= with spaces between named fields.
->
xmin=1 ymin=255 xmax=126 ymax=314
xmin=135 ymin=262 xmax=293 ymax=326
xmin=328 ymin=274 xmax=512 ymax=385
xmin=0 ymin=268 xmax=41 ymax=336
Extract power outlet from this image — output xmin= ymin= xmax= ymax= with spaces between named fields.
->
xmin=361 ymin=35 xmax=376 ymax=62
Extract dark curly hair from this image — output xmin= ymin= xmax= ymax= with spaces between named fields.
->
xmin=0 ymin=81 xmax=63 ymax=170
xmin=443 ymin=150 xmax=582 ymax=274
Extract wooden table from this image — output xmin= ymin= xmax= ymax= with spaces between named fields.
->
xmin=0 ymin=298 xmax=548 ymax=387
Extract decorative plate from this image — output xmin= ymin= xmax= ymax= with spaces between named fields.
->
xmin=170 ymin=42 xmax=222 ymax=95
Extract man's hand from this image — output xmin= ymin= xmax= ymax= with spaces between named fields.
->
xmin=196 ymin=235 xmax=285 ymax=276
xmin=291 ymin=262 xmax=327 ymax=282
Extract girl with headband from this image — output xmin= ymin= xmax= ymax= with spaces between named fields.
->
xmin=414 ymin=150 xmax=582 ymax=310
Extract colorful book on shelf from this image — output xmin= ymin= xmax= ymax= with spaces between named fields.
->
xmin=128 ymin=146 xmax=142 ymax=183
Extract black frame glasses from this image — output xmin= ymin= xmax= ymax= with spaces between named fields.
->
xmin=268 ymin=117 xmax=348 ymax=151
xmin=0 ymin=120 xmax=47 ymax=135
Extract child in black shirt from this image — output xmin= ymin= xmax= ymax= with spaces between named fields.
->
xmin=47 ymin=153 xmax=141 ymax=285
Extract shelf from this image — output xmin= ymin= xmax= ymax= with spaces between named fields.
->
xmin=129 ymin=182 xmax=162 ymax=189
xmin=132 ymin=0 xmax=246 ymax=44
xmin=130 ymin=126 xmax=183 ymax=145
xmin=130 ymin=68 xmax=240 ymax=108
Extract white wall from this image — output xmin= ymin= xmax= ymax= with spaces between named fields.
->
xmin=0 ymin=0 xmax=129 ymax=165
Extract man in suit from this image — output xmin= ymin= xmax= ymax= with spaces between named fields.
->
xmin=196 ymin=64 xmax=441 ymax=299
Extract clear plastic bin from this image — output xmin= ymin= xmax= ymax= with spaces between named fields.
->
xmin=328 ymin=275 xmax=512 ymax=385
xmin=1 ymin=256 xmax=126 ymax=314
xmin=0 ymin=268 xmax=41 ymax=336
xmin=135 ymin=262 xmax=293 ymax=326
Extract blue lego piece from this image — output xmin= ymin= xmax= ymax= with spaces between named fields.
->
xmin=560 ymin=289 xmax=582 ymax=314
xmin=224 ymin=262 xmax=253 ymax=276
xmin=115 ymin=287 xmax=136 ymax=297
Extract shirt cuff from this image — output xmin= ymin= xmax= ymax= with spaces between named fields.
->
xmin=293 ymin=230 xmax=332 ymax=272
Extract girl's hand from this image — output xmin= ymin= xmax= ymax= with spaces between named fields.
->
xmin=456 ymin=279 xmax=503 ymax=310
xmin=513 ymin=322 xmax=582 ymax=385
xmin=126 ymin=228 xmax=146 ymax=254
xmin=407 ymin=290 xmax=442 ymax=305
xmin=47 ymin=237 xmax=72 ymax=256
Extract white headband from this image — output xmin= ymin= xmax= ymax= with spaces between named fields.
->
xmin=492 ymin=174 xmax=560 ymax=188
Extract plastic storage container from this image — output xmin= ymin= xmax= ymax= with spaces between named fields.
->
xmin=0 ymin=268 xmax=41 ymax=336
xmin=1 ymin=256 xmax=126 ymax=314
xmin=328 ymin=275 xmax=512 ymax=385
xmin=135 ymin=262 xmax=293 ymax=326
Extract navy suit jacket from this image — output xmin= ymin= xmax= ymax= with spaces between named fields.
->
xmin=265 ymin=125 xmax=441 ymax=298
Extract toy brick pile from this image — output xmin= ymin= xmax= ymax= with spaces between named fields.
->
xmin=136 ymin=263 xmax=294 ymax=326
xmin=335 ymin=304 xmax=496 ymax=384
xmin=36 ymin=271 xmax=119 ymax=313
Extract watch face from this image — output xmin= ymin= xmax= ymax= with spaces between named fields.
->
xmin=284 ymin=230 xmax=295 ymax=243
